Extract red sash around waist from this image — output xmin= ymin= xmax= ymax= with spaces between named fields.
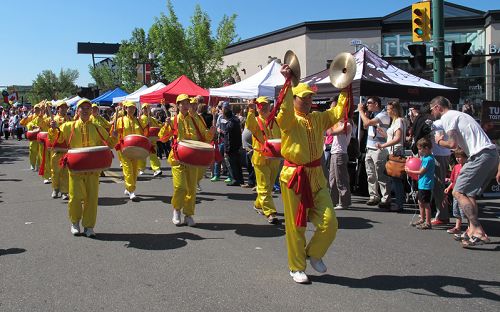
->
xmin=284 ymin=157 xmax=322 ymax=227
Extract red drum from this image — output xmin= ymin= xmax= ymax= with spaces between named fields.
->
xmin=176 ymin=140 xmax=215 ymax=167
xmin=66 ymin=146 xmax=113 ymax=172
xmin=37 ymin=132 xmax=48 ymax=144
xmin=121 ymin=134 xmax=152 ymax=160
xmin=261 ymin=138 xmax=282 ymax=159
xmin=147 ymin=127 xmax=160 ymax=141
xmin=26 ymin=128 xmax=40 ymax=141
xmin=51 ymin=141 xmax=69 ymax=153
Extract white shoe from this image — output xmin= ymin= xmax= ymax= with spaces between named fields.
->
xmin=62 ymin=193 xmax=69 ymax=200
xmin=184 ymin=216 xmax=196 ymax=227
xmin=51 ymin=190 xmax=60 ymax=199
xmin=309 ymin=257 xmax=327 ymax=273
xmin=138 ymin=170 xmax=144 ymax=176
xmin=30 ymin=165 xmax=35 ymax=171
xmin=196 ymin=183 xmax=202 ymax=192
xmin=129 ymin=192 xmax=137 ymax=200
xmin=43 ymin=179 xmax=51 ymax=184
xmin=172 ymin=209 xmax=182 ymax=225
xmin=70 ymin=223 xmax=80 ymax=236
xmin=153 ymin=170 xmax=162 ymax=177
xmin=334 ymin=204 xmax=347 ymax=210
xmin=124 ymin=190 xmax=130 ymax=196
xmin=83 ymin=227 xmax=96 ymax=238
xmin=289 ymin=271 xmax=310 ymax=284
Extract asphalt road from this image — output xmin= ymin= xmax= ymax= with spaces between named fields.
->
xmin=1 ymin=139 xmax=499 ymax=312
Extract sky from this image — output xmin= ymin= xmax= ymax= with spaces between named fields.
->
xmin=1 ymin=0 xmax=497 ymax=87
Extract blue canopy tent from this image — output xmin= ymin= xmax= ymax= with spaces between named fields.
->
xmin=92 ymin=88 xmax=128 ymax=106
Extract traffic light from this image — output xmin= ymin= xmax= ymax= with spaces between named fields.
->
xmin=412 ymin=2 xmax=431 ymax=42
xmin=451 ymin=42 xmax=472 ymax=69
xmin=408 ymin=44 xmax=427 ymax=71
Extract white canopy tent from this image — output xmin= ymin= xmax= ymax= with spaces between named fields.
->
xmin=209 ymin=60 xmax=285 ymax=99
xmin=112 ymin=85 xmax=147 ymax=104
xmin=113 ymin=82 xmax=167 ymax=104
xmin=66 ymin=96 xmax=82 ymax=108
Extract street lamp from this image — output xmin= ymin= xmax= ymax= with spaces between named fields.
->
xmin=132 ymin=52 xmax=156 ymax=86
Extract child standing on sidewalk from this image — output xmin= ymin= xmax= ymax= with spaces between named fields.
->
xmin=406 ymin=138 xmax=435 ymax=230
xmin=445 ymin=149 xmax=468 ymax=234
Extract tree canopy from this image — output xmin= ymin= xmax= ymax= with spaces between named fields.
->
xmin=98 ymin=0 xmax=239 ymax=90
xmin=29 ymin=69 xmax=79 ymax=103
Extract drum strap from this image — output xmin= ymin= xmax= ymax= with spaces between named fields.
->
xmin=172 ymin=114 xmax=180 ymax=160
xmin=266 ymin=77 xmax=291 ymax=128
xmin=190 ymin=115 xmax=205 ymax=142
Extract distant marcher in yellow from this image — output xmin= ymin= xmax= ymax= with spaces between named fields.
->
xmin=138 ymin=103 xmax=163 ymax=177
xmin=49 ymin=101 xmax=71 ymax=200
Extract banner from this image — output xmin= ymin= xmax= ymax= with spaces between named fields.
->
xmin=480 ymin=100 xmax=500 ymax=143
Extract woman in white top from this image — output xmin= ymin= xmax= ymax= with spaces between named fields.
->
xmin=328 ymin=118 xmax=353 ymax=210
xmin=375 ymin=100 xmax=406 ymax=212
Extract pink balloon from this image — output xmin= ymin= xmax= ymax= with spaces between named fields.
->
xmin=406 ymin=157 xmax=422 ymax=181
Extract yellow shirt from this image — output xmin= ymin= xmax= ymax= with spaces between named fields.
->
xmin=20 ymin=114 xmax=36 ymax=127
xmin=276 ymin=89 xmax=347 ymax=191
xmin=245 ymin=109 xmax=281 ymax=166
xmin=49 ymin=119 xmax=116 ymax=149
xmin=26 ymin=115 xmax=50 ymax=131
xmin=115 ymin=116 xmax=144 ymax=139
xmin=91 ymin=115 xmax=111 ymax=130
xmin=188 ymin=112 xmax=214 ymax=143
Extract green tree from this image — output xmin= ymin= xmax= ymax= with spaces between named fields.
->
xmin=29 ymin=69 xmax=79 ymax=103
xmin=113 ymin=0 xmax=239 ymax=89
xmin=89 ymin=62 xmax=121 ymax=92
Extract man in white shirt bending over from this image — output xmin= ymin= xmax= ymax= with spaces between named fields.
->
xmin=431 ymin=96 xmax=499 ymax=248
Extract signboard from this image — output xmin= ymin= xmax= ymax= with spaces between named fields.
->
xmin=480 ymin=101 xmax=500 ymax=142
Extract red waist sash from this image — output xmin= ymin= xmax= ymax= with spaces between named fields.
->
xmin=284 ymin=157 xmax=322 ymax=227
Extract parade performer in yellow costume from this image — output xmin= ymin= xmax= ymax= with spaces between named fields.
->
xmin=49 ymin=99 xmax=116 ymax=238
xmin=22 ymin=105 xmax=40 ymax=171
xmin=277 ymin=65 xmax=348 ymax=284
xmin=138 ymin=103 xmax=162 ymax=177
xmin=27 ymin=103 xmax=51 ymax=184
xmin=49 ymin=101 xmax=71 ymax=200
xmin=112 ymin=101 xmax=144 ymax=200
xmin=246 ymin=96 xmax=281 ymax=224
xmin=158 ymin=94 xmax=215 ymax=226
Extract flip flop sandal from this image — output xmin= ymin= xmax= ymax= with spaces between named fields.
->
xmin=462 ymin=235 xmax=490 ymax=248
xmin=453 ymin=232 xmax=469 ymax=242
xmin=447 ymin=228 xmax=461 ymax=234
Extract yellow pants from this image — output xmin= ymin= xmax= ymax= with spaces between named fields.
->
xmin=38 ymin=143 xmax=51 ymax=180
xmin=68 ymin=171 xmax=100 ymax=228
xmin=197 ymin=166 xmax=207 ymax=184
xmin=117 ymin=150 xmax=123 ymax=165
xmin=29 ymin=141 xmax=40 ymax=168
xmin=122 ymin=156 xmax=139 ymax=192
xmin=51 ymin=151 xmax=69 ymax=193
xmin=171 ymin=163 xmax=198 ymax=216
xmin=280 ymin=178 xmax=338 ymax=272
xmin=254 ymin=161 xmax=280 ymax=217
xmin=138 ymin=153 xmax=161 ymax=172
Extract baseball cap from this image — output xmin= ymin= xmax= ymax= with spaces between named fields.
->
xmin=292 ymin=83 xmax=316 ymax=98
xmin=176 ymin=94 xmax=190 ymax=103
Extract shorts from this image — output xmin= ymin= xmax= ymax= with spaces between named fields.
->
xmin=418 ymin=189 xmax=432 ymax=204
xmin=454 ymin=149 xmax=499 ymax=197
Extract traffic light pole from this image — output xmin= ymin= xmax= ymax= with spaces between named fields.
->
xmin=432 ymin=0 xmax=444 ymax=84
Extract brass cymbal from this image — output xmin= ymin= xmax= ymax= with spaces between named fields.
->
xmin=329 ymin=52 xmax=356 ymax=89
xmin=283 ymin=50 xmax=301 ymax=87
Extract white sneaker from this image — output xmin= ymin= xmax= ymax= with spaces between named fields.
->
xmin=153 ymin=170 xmax=162 ymax=177
xmin=70 ymin=223 xmax=80 ymax=236
xmin=334 ymin=204 xmax=347 ymax=210
xmin=172 ymin=209 xmax=182 ymax=225
xmin=196 ymin=183 xmax=202 ymax=192
xmin=129 ymin=192 xmax=137 ymax=200
xmin=124 ymin=190 xmax=130 ymax=196
xmin=83 ymin=227 xmax=96 ymax=238
xmin=62 ymin=193 xmax=69 ymax=200
xmin=309 ymin=257 xmax=327 ymax=273
xmin=51 ymin=190 xmax=60 ymax=199
xmin=289 ymin=271 xmax=310 ymax=284
xmin=138 ymin=170 xmax=144 ymax=176
xmin=43 ymin=179 xmax=51 ymax=184
xmin=30 ymin=165 xmax=35 ymax=171
xmin=184 ymin=216 xmax=196 ymax=227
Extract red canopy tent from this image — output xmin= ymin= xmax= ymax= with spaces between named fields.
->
xmin=139 ymin=75 xmax=209 ymax=104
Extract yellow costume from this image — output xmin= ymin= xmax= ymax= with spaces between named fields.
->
xmin=49 ymin=109 xmax=115 ymax=230
xmin=23 ymin=114 xmax=39 ymax=168
xmin=138 ymin=114 xmax=161 ymax=173
xmin=49 ymin=113 xmax=70 ymax=196
xmin=91 ymin=114 xmax=111 ymax=130
xmin=276 ymin=84 xmax=347 ymax=273
xmin=189 ymin=112 xmax=212 ymax=185
xmin=158 ymin=110 xmax=213 ymax=218
xmin=115 ymin=114 xmax=144 ymax=193
xmin=27 ymin=114 xmax=51 ymax=180
xmin=245 ymin=107 xmax=281 ymax=218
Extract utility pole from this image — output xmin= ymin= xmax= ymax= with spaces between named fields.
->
xmin=432 ymin=0 xmax=444 ymax=84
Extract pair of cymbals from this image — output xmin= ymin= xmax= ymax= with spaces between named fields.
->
xmin=284 ymin=50 xmax=301 ymax=87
